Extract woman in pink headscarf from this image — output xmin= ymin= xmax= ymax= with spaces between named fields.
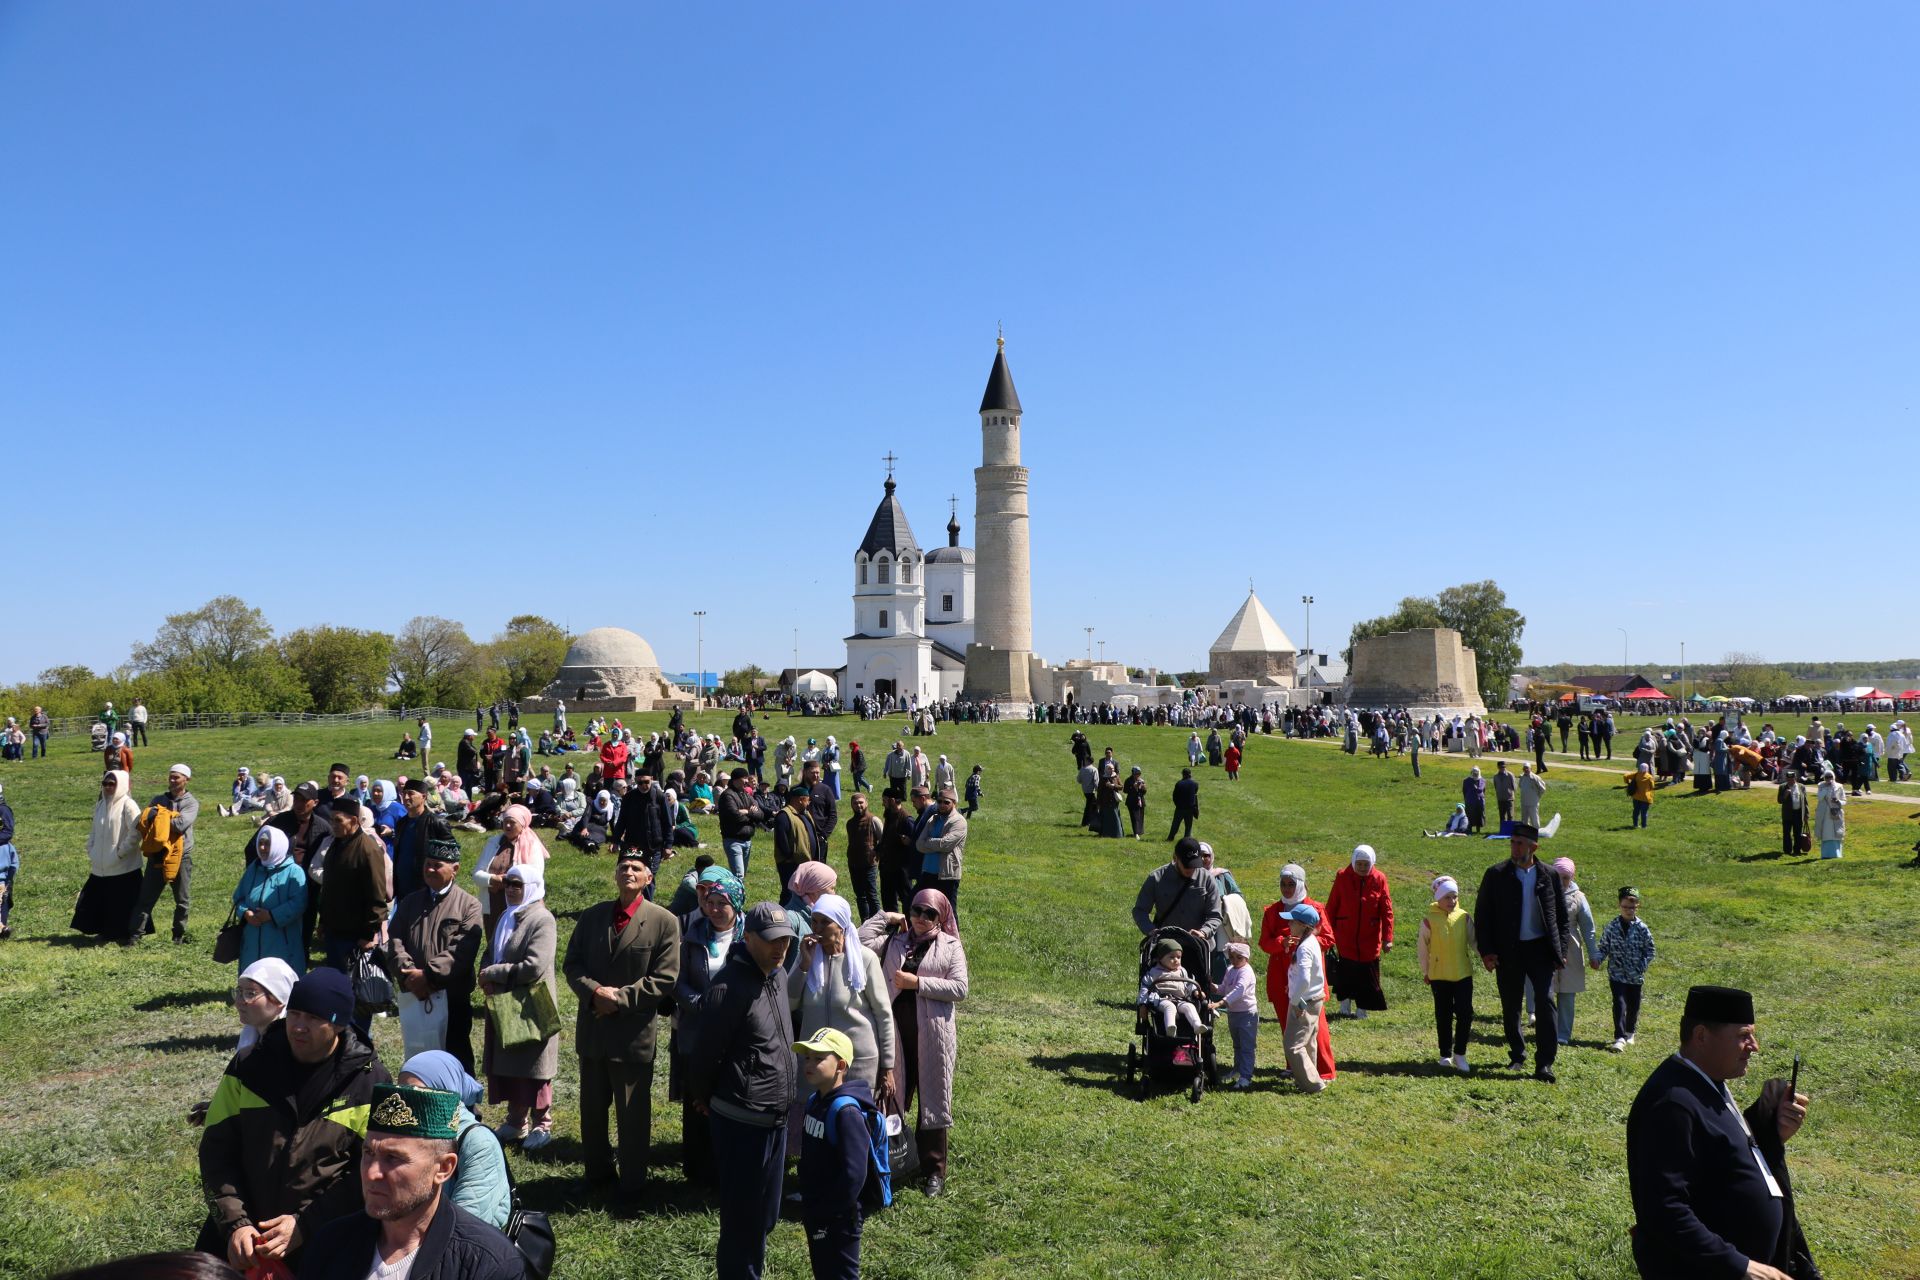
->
xmin=473 ymin=803 xmax=548 ymax=932
xmin=859 ymin=888 xmax=968 ymax=1197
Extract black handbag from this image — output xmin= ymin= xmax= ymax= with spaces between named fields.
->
xmin=460 ymin=1126 xmax=554 ymax=1279
xmin=879 ymin=1086 xmax=920 ymax=1181
xmin=211 ymin=908 xmax=245 ymax=966
xmin=352 ymin=948 xmax=395 ymax=1011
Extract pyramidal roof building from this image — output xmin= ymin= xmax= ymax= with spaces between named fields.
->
xmin=1208 ymin=590 xmax=1298 ymax=687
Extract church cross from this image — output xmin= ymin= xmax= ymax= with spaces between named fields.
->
xmin=882 ymin=451 xmax=899 ymax=480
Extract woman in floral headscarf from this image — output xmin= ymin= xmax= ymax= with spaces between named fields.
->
xmin=789 ymin=892 xmax=894 ymax=1143
xmin=671 ymin=865 xmax=744 ymax=1182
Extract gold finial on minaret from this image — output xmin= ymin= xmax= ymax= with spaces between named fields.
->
xmin=997 ymin=322 xmax=1004 ymax=353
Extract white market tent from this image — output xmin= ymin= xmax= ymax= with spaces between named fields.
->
xmin=793 ymin=669 xmax=839 ymax=699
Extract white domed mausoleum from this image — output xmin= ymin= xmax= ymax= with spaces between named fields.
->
xmin=530 ymin=626 xmax=685 ymax=712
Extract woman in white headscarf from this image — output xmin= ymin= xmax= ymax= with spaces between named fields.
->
xmin=554 ymin=776 xmax=586 ymax=837
xmin=230 ymin=825 xmax=307 ymax=974
xmin=73 ymin=768 xmax=145 ymax=940
xmin=933 ymin=753 xmax=955 ymax=792
xmin=1814 ymin=765 xmax=1847 ymax=859
xmin=477 ymin=862 xmax=559 ymax=1149
xmin=790 ymin=893 xmax=894 ymax=1135
xmin=233 ymin=956 xmax=298 ymax=1053
xmin=1258 ymin=862 xmax=1336 ymax=1082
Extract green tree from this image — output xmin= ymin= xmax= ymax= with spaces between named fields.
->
xmin=281 ymin=626 xmax=396 ymax=712
xmin=1345 ymin=580 xmax=1526 ymax=701
xmin=720 ymin=664 xmax=770 ymax=696
xmin=129 ymin=596 xmax=274 ymax=675
xmin=488 ymin=616 xmax=571 ymax=700
xmin=36 ymin=665 xmax=97 ymax=690
xmin=391 ymin=616 xmax=496 ymax=708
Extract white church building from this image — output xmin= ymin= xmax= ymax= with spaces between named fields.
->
xmin=842 ymin=476 xmax=974 ymax=708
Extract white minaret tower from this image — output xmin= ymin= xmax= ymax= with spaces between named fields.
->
xmin=963 ymin=332 xmax=1035 ymax=706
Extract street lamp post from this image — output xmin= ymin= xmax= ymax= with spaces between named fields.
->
xmin=1681 ymin=641 xmax=1686 ymax=704
xmin=693 ymin=610 xmax=706 ymax=709
xmin=1084 ymin=626 xmax=1094 ymax=664
xmin=1098 ymin=639 xmax=1106 ymax=665
xmin=1618 ymin=627 xmax=1629 ymax=674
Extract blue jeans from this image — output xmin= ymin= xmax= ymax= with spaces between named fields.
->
xmin=1226 ymin=1010 xmax=1258 ymax=1084
xmin=31 ymin=731 xmax=48 ymax=758
xmin=1631 ymin=800 xmax=1650 ymax=828
xmin=710 ymin=1112 xmax=786 ymax=1280
xmin=723 ymin=839 xmax=752 ymax=880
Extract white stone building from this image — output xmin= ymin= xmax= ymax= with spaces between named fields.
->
xmin=842 ymin=477 xmax=969 ymax=708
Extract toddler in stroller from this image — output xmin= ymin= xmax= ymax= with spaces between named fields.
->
xmin=1125 ymin=926 xmax=1220 ymax=1100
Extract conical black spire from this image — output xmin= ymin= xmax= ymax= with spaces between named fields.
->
xmin=979 ymin=337 xmax=1022 ymax=414
xmin=858 ymin=476 xmax=918 ymax=556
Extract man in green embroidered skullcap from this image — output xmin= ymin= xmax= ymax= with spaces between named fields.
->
xmin=301 ymin=1083 xmax=525 ymax=1280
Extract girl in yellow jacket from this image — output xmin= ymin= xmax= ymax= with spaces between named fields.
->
xmin=1417 ymin=876 xmax=1477 ymax=1074
xmin=1624 ymin=762 xmax=1656 ymax=829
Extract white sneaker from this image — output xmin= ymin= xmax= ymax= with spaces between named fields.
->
xmin=1625 ymin=1035 xmax=1636 ymax=1046
xmin=1452 ymin=1055 xmax=1471 ymax=1074
xmin=521 ymin=1130 xmax=552 ymax=1153
xmin=1439 ymin=1056 xmax=1454 ymax=1068
xmin=1610 ymin=1038 xmax=1626 ymax=1052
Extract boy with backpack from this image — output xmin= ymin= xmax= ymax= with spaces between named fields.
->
xmin=795 ymin=1027 xmax=888 ymax=1280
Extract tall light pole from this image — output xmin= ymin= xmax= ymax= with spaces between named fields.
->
xmin=1681 ymin=641 xmax=1686 ymax=703
xmin=1617 ymin=627 xmax=1629 ymax=674
xmin=1084 ymin=626 xmax=1095 ymax=664
xmin=693 ymin=610 xmax=706 ymax=708
xmin=1098 ymin=639 xmax=1106 ymax=664
xmin=1301 ymin=595 xmax=1314 ymax=689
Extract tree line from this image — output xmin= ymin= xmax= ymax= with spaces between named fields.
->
xmin=3 ymin=597 xmax=571 ymax=718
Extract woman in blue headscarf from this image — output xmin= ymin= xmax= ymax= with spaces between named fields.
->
xmin=669 ymin=865 xmax=745 ymax=1182
xmin=397 ymin=1050 xmax=512 ymax=1229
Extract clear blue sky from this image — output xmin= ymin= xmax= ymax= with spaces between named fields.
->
xmin=5 ymin=2 xmax=1917 ymax=686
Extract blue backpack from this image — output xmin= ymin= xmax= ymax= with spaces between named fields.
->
xmin=827 ymin=1094 xmax=893 ymax=1211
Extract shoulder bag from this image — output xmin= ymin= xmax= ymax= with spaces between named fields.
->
xmin=212 ymin=906 xmax=245 ymax=966
xmin=456 ymin=1124 xmax=555 ymax=1279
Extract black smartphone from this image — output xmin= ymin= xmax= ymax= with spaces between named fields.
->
xmin=1790 ymin=1053 xmax=1802 ymax=1094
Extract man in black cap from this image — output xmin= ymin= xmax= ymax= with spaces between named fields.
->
xmin=299 ymin=1083 xmax=524 ymax=1280
xmin=1473 ymin=821 xmax=1570 ymax=1082
xmin=1131 ymin=836 xmax=1224 ymax=944
xmin=1626 ymin=985 xmax=1816 ymax=1280
xmin=318 ymin=798 xmax=392 ymax=979
xmin=385 ymin=821 xmax=484 ymax=1072
xmin=716 ymin=767 xmax=760 ymax=879
xmin=562 ymin=850 xmax=681 ymax=1206
xmin=197 ymin=969 xmax=390 ymax=1270
xmin=611 ymin=771 xmax=673 ymax=898
xmin=773 ymin=783 xmax=816 ymax=893
xmin=684 ymin=902 xmax=796 ymax=1280
xmin=390 ymin=778 xmax=434 ymax=902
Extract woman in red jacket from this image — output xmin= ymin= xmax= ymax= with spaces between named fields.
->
xmin=1324 ymin=843 xmax=1394 ymax=1018
xmin=598 ymin=733 xmax=631 ymax=788
xmin=1258 ymin=862 xmax=1335 ymax=1083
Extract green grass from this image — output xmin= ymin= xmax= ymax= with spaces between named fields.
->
xmin=2 ymin=715 xmax=1918 ymax=1279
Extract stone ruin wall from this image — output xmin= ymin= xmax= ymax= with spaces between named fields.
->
xmin=1344 ymin=628 xmax=1486 ymax=715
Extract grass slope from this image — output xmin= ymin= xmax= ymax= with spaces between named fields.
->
xmin=1 ymin=716 xmax=1917 ymax=1279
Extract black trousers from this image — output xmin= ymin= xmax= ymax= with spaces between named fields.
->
xmin=131 ymin=722 xmax=148 ymax=747
xmin=1609 ymin=979 xmax=1643 ymax=1041
xmin=444 ymin=987 xmax=477 ymax=1076
xmin=1430 ymin=977 xmax=1473 ymax=1057
xmin=1080 ymin=793 xmax=1097 ymax=828
xmin=804 ymin=1210 xmax=864 ymax=1280
xmin=1166 ymin=807 xmax=1195 ymax=841
xmin=1781 ymin=807 xmax=1805 ymax=856
xmin=879 ymin=858 xmax=914 ymax=914
xmin=130 ymin=853 xmax=191 ymax=940
xmin=1534 ymin=745 xmax=1549 ymax=773
xmin=1493 ymin=938 xmax=1559 ymax=1069
xmin=710 ymin=1111 xmax=785 ymax=1280
xmin=1128 ymin=804 xmax=1145 ymax=837
xmin=580 ymin=1053 xmax=655 ymax=1196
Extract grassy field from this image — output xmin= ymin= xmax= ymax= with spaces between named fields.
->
xmin=2 ymin=713 xmax=1917 ymax=1280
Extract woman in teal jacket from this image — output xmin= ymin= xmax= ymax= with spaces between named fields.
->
xmin=398 ymin=1051 xmax=513 ymax=1229
xmin=232 ymin=826 xmax=307 ymax=973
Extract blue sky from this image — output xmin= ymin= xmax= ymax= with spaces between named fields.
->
xmin=4 ymin=3 xmax=1916 ymax=685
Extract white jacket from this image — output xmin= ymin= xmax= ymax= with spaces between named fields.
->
xmin=1287 ymin=934 xmax=1325 ymax=1005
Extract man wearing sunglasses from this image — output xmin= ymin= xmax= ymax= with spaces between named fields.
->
xmin=1131 ymin=836 xmax=1223 ymax=946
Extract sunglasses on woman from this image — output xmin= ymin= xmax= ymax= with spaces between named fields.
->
xmin=909 ymin=905 xmax=941 ymax=921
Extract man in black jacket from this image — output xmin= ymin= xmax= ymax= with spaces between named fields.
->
xmin=716 ymin=768 xmax=760 ymax=880
xmin=297 ymin=1083 xmax=524 ymax=1280
xmin=611 ymin=772 xmax=673 ymax=898
xmin=1474 ymin=822 xmax=1571 ymax=1082
xmin=685 ymin=902 xmax=795 ymax=1280
xmin=1625 ymin=986 xmax=1815 ymax=1280
xmin=1167 ymin=768 xmax=1200 ymax=841
xmin=804 ymin=761 xmax=838 ymax=865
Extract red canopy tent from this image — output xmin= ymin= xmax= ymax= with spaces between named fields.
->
xmin=1622 ymin=686 xmax=1671 ymax=700
xmin=1900 ymin=690 xmax=1920 ymax=700
xmin=1852 ymin=689 xmax=1891 ymax=701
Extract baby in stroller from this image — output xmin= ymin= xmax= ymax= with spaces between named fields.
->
xmin=1138 ymin=936 xmax=1208 ymax=1037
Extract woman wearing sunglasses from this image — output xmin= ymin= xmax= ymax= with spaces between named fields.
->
xmin=859 ymin=889 xmax=969 ymax=1197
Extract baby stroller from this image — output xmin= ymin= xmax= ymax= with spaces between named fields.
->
xmin=90 ymin=721 xmax=110 ymax=751
xmin=1124 ymin=926 xmax=1220 ymax=1102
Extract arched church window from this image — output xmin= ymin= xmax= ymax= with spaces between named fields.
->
xmin=877 ymin=559 xmax=891 ymax=585
xmin=901 ymin=559 xmax=913 ymax=584
xmin=942 ymin=593 xmax=954 ymax=613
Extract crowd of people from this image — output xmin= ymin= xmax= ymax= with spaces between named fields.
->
xmin=10 ymin=688 xmax=1902 ymax=1280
